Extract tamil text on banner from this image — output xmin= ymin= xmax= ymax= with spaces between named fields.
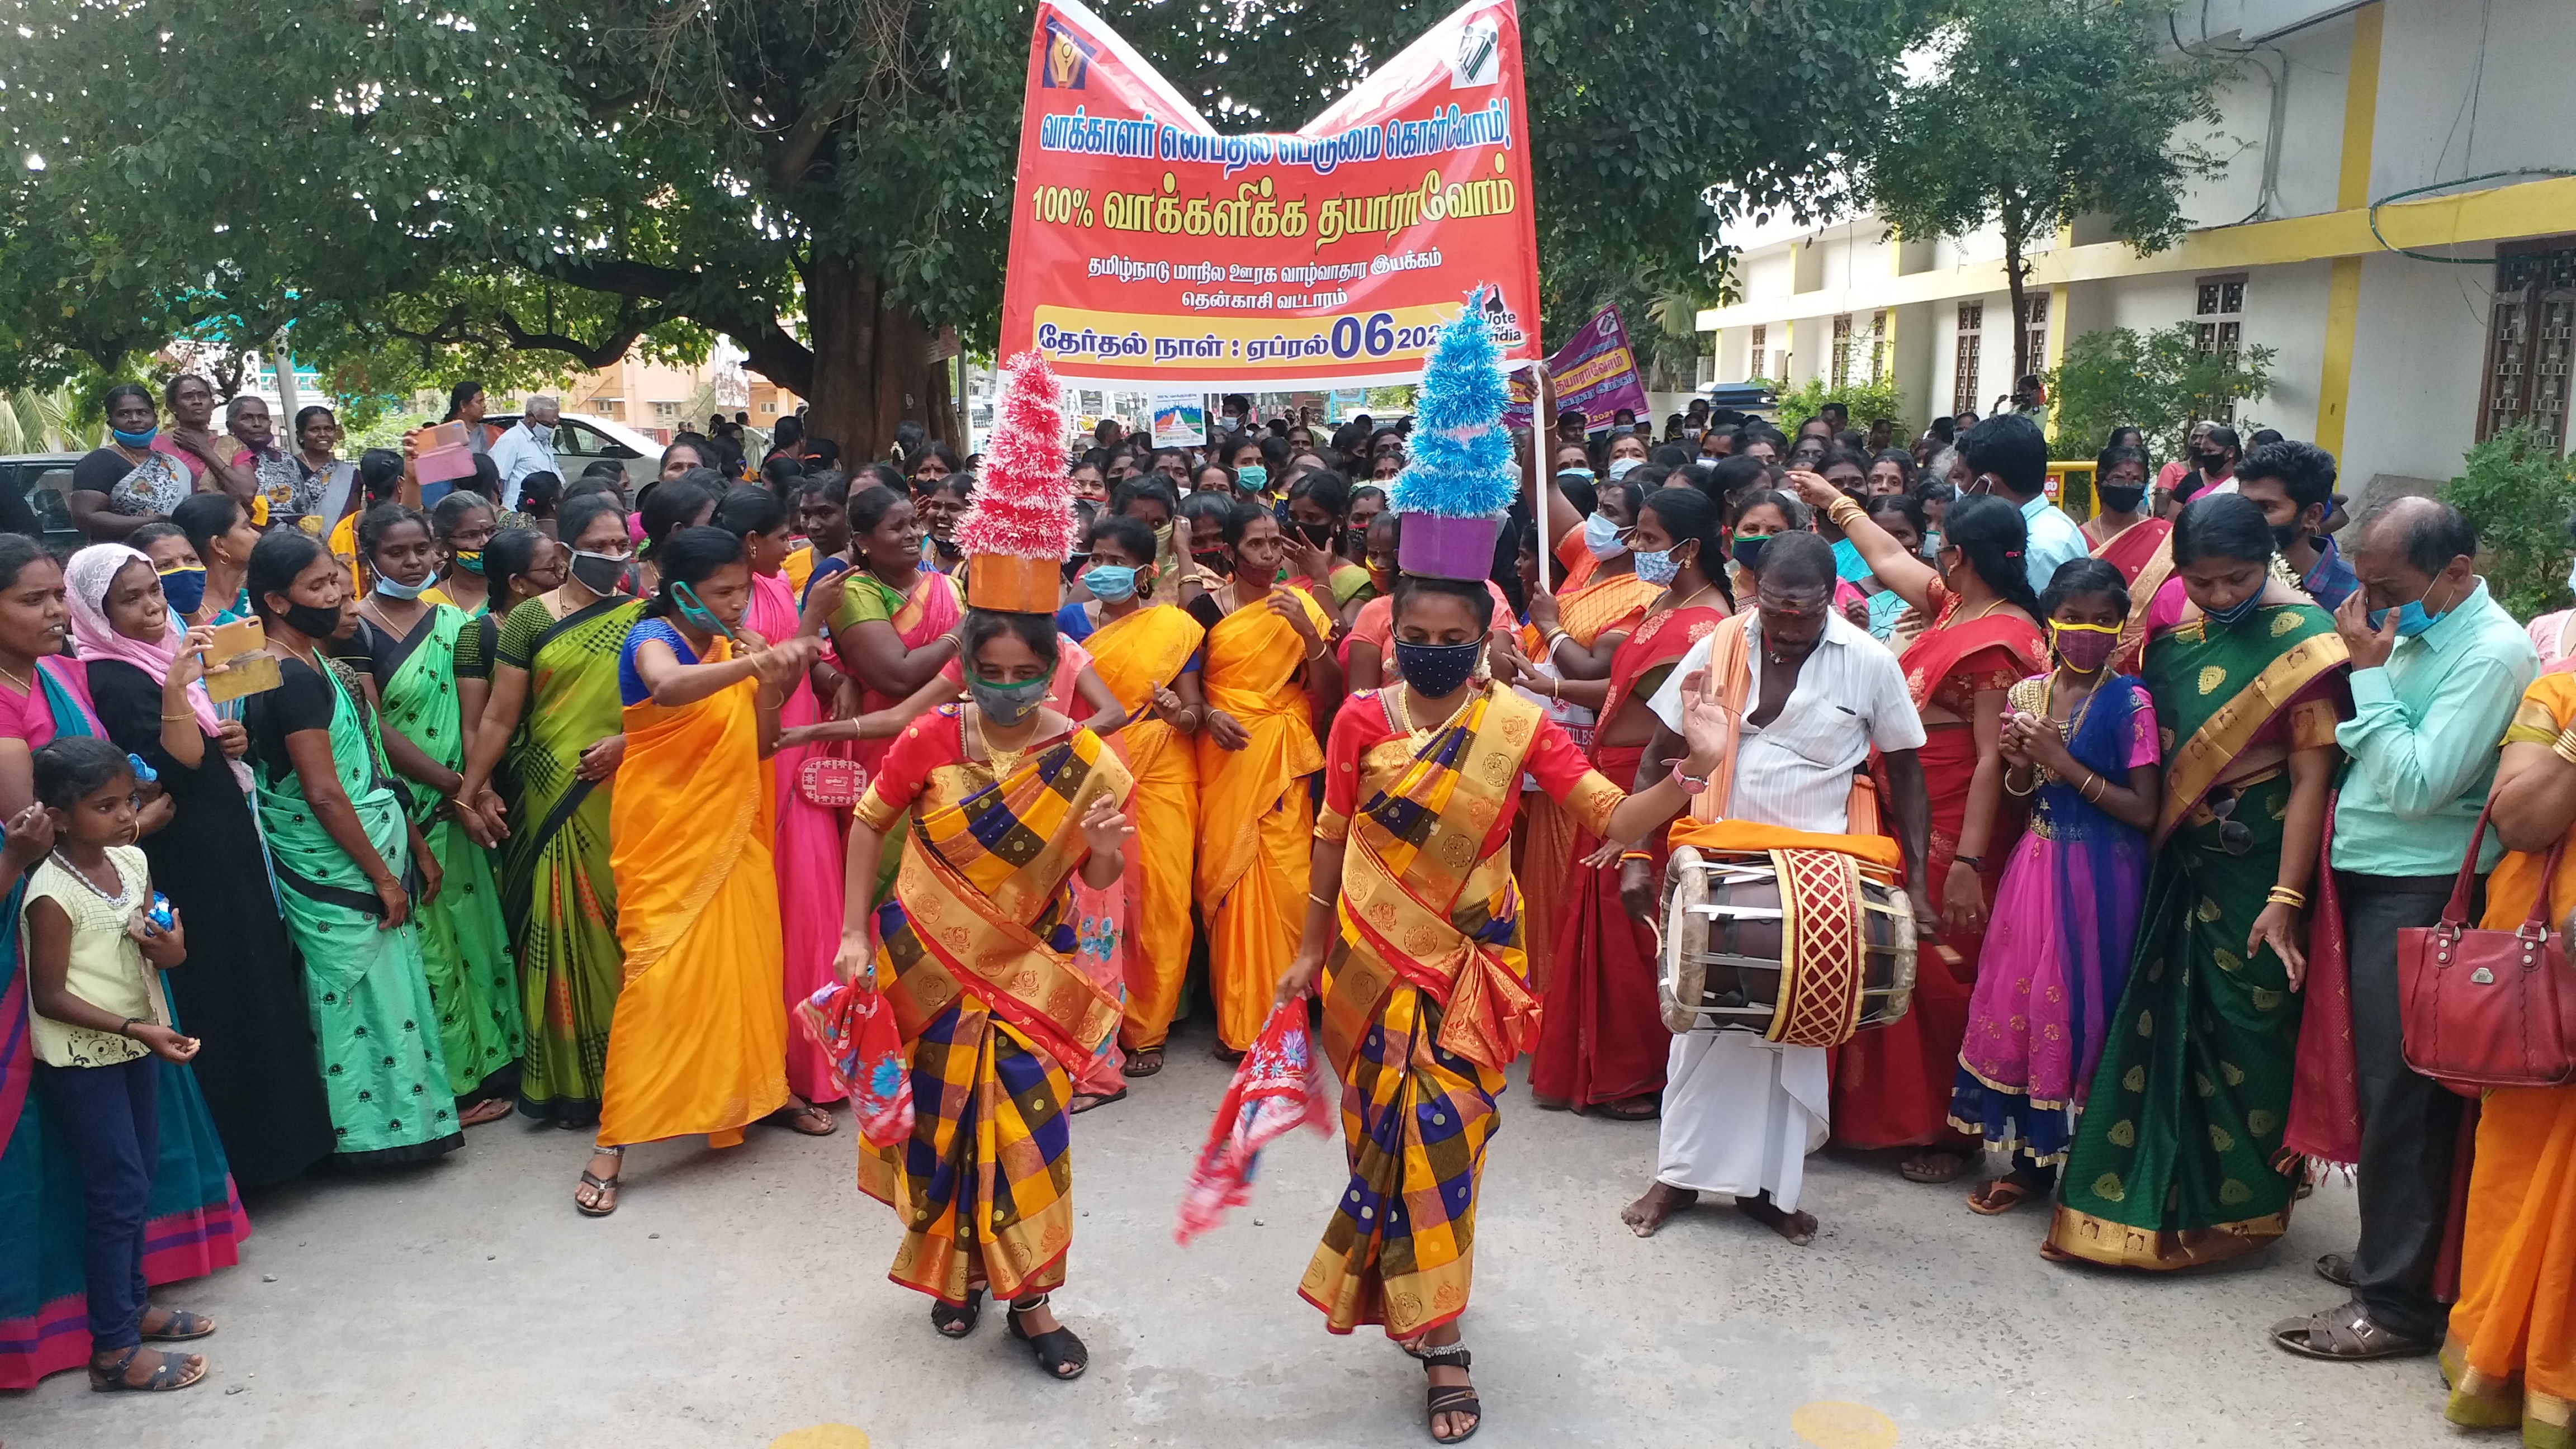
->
xmin=1504 ymin=304 xmax=1648 ymax=433
xmin=1000 ymin=0 xmax=1542 ymax=389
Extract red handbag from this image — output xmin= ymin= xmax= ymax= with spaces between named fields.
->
xmin=797 ymin=756 xmax=864 ymax=809
xmin=2395 ymin=803 xmax=2576 ymax=1088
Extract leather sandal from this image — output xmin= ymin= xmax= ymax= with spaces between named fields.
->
xmin=140 ymin=1308 xmax=215 ymax=1342
xmin=931 ymin=1287 xmax=985 ymax=1339
xmin=2269 ymin=1301 xmax=2436 ymax=1360
xmin=1418 ymin=1342 xmax=1480 ymax=1443
xmin=1122 ymin=1048 xmax=1163 ymax=1078
xmin=575 ymin=1145 xmax=623 ymax=1218
xmin=1006 ymin=1295 xmax=1088 ymax=1380
xmin=2314 ymin=1252 xmax=2355 ymax=1289
xmin=89 ymin=1345 xmax=206 ymax=1392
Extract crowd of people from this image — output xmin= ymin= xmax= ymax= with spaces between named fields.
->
xmin=1 ymin=365 xmax=2568 ymax=1449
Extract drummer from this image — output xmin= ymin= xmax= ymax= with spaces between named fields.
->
xmin=1615 ymin=531 xmax=1937 ymax=1245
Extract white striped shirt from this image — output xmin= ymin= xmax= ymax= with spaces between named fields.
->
xmin=1646 ymin=611 xmax=1926 ymax=835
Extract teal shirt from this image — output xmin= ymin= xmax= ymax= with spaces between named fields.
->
xmin=2328 ymin=579 xmax=2538 ymax=876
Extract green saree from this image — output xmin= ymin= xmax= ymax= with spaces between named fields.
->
xmin=378 ymin=604 xmax=524 ymax=1101
xmin=2049 ymin=603 xmax=2347 ymax=1268
xmin=495 ymin=595 xmax=641 ymax=1127
xmin=249 ymin=656 xmax=462 ymax=1166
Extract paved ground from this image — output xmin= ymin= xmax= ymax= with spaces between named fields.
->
xmin=8 ymin=1022 xmax=2460 ymax=1448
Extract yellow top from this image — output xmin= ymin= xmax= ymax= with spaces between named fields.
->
xmin=23 ymin=847 xmax=164 ymax=1068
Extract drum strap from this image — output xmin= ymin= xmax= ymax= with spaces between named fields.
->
xmin=1689 ymin=618 xmax=1882 ymax=837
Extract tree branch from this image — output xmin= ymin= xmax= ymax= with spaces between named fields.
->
xmin=493 ymin=308 xmax=652 ymax=371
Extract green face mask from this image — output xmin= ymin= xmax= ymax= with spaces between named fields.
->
xmin=968 ymin=672 xmax=1050 ymax=727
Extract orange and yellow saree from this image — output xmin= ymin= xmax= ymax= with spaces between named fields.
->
xmin=597 ymin=628 xmax=789 ymax=1149
xmin=1197 ymin=587 xmax=1337 ymax=1051
xmin=1087 ymin=603 xmax=1205 ymax=1052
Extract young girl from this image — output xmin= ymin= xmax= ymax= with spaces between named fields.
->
xmin=1949 ymin=558 xmax=2161 ymax=1213
xmin=24 ymin=737 xmax=212 ymax=1392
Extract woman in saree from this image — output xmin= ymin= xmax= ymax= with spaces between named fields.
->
xmin=0 ymin=539 xmax=245 ymax=1389
xmin=1799 ymin=479 xmax=2048 ymax=1180
xmin=67 ymin=383 xmax=196 ymax=542
xmin=712 ymin=485 xmax=852 ymax=1115
xmin=239 ymin=530 xmax=463 ymax=1166
xmin=1531 ymin=485 xmax=1731 ymax=1116
xmin=422 ymin=491 xmax=500 ymax=615
xmin=1947 ymin=558 xmax=2160 ymax=1214
xmin=2048 ymin=493 xmax=2347 ymax=1270
xmin=825 ymin=606 xmax=1134 ymax=1380
xmin=71 ymin=543 xmax=335 ymax=1187
xmin=169 ymin=492 xmax=261 ymax=627
xmin=1276 ymin=570 xmax=1730 ymax=1443
xmin=574 ymin=528 xmax=824 ymax=1215
xmin=455 ymin=491 xmax=641 ymax=1128
xmin=344 ymin=505 xmax=524 ymax=1125
xmin=2438 ymin=669 xmax=2576 ymax=1445
xmin=1281 ymin=470 xmax=1374 ymax=627
xmin=1054 ymin=513 xmax=1203 ymax=1080
xmin=830 ymin=484 xmax=964 ymax=783
xmin=1513 ymin=475 xmax=1658 ymax=1000
xmin=452 ymin=526 xmax=565 ymax=740
xmin=1190 ymin=502 xmax=1342 ymax=1058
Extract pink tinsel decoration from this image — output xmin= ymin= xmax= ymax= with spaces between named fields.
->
xmin=954 ymin=350 xmax=1078 ymax=561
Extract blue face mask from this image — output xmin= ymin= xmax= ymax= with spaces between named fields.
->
xmin=1581 ymin=512 xmax=1628 ymax=561
xmin=1237 ymin=465 xmax=1268 ymax=491
xmin=375 ymin=574 xmax=432 ymax=602
xmin=1082 ymin=564 xmax=1138 ymax=603
xmin=2204 ymin=590 xmax=2266 ymax=628
xmin=157 ymin=566 xmax=207 ymax=616
xmin=1633 ymin=547 xmax=1679 ymax=586
xmin=1391 ymin=638 xmax=1483 ymax=697
xmin=2369 ymin=579 xmax=2457 ymax=638
xmin=112 ymin=426 xmax=158 ymax=449
xmin=1607 ymin=457 xmax=1643 ymax=481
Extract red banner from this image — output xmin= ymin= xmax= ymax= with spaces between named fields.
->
xmin=998 ymin=0 xmax=1542 ymax=388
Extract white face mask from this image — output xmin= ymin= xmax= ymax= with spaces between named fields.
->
xmin=527 ymin=421 xmax=554 ymax=443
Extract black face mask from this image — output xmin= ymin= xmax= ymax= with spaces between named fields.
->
xmin=1392 ymin=637 xmax=1483 ymax=697
xmin=569 ymin=550 xmax=629 ymax=596
xmin=1730 ymin=534 xmax=1770 ymax=571
xmin=1345 ymin=527 xmax=1370 ymax=558
xmin=1294 ymin=520 xmax=1335 ymax=550
xmin=1193 ymin=548 xmax=1233 ymax=579
xmin=282 ymin=601 xmax=345 ymax=641
xmin=2098 ymin=484 xmax=2147 ymax=513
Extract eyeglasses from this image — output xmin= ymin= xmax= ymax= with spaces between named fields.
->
xmin=2206 ymin=786 xmax=2256 ymax=856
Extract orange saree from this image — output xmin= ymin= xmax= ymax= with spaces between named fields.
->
xmin=1087 ymin=604 xmax=1206 ymax=1052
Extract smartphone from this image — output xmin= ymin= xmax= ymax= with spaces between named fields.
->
xmin=205 ymin=618 xmax=284 ymax=703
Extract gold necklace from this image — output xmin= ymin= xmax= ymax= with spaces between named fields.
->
xmin=973 ymin=706 xmax=1040 ymax=779
xmin=1390 ymin=681 xmax=1475 ymax=741
xmin=0 ymin=662 xmax=29 ymax=696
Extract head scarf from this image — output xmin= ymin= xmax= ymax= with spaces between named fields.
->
xmin=65 ymin=543 xmax=222 ymax=739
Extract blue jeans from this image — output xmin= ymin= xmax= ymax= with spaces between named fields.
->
xmin=38 ymin=1055 xmax=161 ymax=1351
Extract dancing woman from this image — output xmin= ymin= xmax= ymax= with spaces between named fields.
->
xmin=1278 ymin=571 xmax=1729 ymax=1442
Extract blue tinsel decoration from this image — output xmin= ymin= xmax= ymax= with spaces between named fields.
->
xmin=1390 ymin=291 xmax=1518 ymax=519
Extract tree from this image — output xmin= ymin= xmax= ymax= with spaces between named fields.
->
xmin=1 ymin=0 xmax=1933 ymax=455
xmin=1858 ymin=0 xmax=2229 ymax=385
xmin=2044 ymin=322 xmax=2275 ymax=463
xmin=2444 ymin=426 xmax=2576 ymax=621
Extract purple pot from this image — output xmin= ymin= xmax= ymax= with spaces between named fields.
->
xmin=1396 ymin=513 xmax=1501 ymax=582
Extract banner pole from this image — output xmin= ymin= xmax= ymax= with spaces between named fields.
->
xmin=1530 ymin=359 xmax=1553 ymax=596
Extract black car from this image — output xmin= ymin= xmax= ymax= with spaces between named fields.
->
xmin=0 ymin=452 xmax=86 ymax=548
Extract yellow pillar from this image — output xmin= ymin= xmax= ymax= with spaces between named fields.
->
xmin=2315 ymin=2 xmax=2384 ymax=461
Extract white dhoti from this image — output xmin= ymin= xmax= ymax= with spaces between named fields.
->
xmin=1655 ymin=1031 xmax=1830 ymax=1211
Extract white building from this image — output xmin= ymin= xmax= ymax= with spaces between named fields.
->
xmin=1698 ymin=0 xmax=2576 ymax=508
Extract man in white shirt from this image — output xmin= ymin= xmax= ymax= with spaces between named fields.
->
xmin=487 ymin=396 xmax=561 ymax=508
xmin=1960 ymin=413 xmax=2086 ymax=595
xmin=1617 ymin=533 xmax=1935 ymax=1244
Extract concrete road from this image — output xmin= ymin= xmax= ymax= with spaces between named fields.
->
xmin=7 ymin=1025 xmax=2453 ymax=1448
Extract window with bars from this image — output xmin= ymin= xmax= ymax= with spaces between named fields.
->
xmin=2480 ymin=238 xmax=2576 ymax=452
xmin=2020 ymin=293 xmax=2049 ymax=380
xmin=1750 ymin=324 xmax=1769 ymax=380
xmin=1831 ymin=314 xmax=1855 ymax=388
xmin=1869 ymin=311 xmax=1889 ymax=384
xmin=1953 ymin=304 xmax=1983 ymax=416
xmin=2193 ymin=276 xmax=2246 ymax=424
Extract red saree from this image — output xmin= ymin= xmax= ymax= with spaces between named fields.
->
xmin=1837 ymin=589 xmax=2045 ymax=1150
xmin=2090 ymin=518 xmax=2172 ymax=585
xmin=1531 ymin=601 xmax=1729 ymax=1109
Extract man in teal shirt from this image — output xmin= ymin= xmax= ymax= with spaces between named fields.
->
xmin=2271 ymin=496 xmax=2537 ymax=1362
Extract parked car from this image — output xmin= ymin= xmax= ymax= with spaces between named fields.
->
xmin=485 ymin=414 xmax=673 ymax=490
xmin=0 ymin=452 xmax=86 ymax=549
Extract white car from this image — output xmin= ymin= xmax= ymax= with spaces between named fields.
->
xmin=487 ymin=414 xmax=679 ymax=490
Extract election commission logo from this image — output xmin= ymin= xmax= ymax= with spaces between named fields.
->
xmin=1043 ymin=17 xmax=1093 ymax=89
xmin=1451 ymin=16 xmax=1500 ymax=88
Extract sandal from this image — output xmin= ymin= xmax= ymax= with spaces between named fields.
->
xmin=575 ymin=1145 xmax=623 ymax=1218
xmin=1069 ymin=1087 xmax=1128 ymax=1115
xmin=2268 ymin=1301 xmax=2436 ymax=1361
xmin=1898 ymin=1150 xmax=1969 ymax=1185
xmin=1006 ymin=1295 xmax=1088 ymax=1381
xmin=1122 ymin=1048 xmax=1163 ymax=1078
xmin=1418 ymin=1342 xmax=1481 ymax=1443
xmin=931 ymin=1287 xmax=985 ymax=1340
xmin=2314 ymin=1252 xmax=2355 ymax=1289
xmin=1967 ymin=1178 xmax=2038 ymax=1216
xmin=89 ymin=1345 xmax=205 ymax=1393
xmin=1213 ymin=1045 xmax=1247 ymax=1065
xmin=457 ymin=1097 xmax=514 ymax=1128
xmin=1592 ymin=1095 xmax=1659 ymax=1121
xmin=140 ymin=1308 xmax=215 ymax=1342
xmin=765 ymin=1101 xmax=838 ymax=1137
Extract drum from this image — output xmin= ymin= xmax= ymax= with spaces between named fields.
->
xmin=1659 ymin=844 xmax=1917 ymax=1047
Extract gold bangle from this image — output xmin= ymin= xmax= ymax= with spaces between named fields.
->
xmin=1543 ymin=628 xmax=1571 ymax=651
xmin=160 ymin=711 xmax=195 ymax=721
xmin=2553 ymin=725 xmax=2576 ymax=766
xmin=2267 ymin=886 xmax=2307 ymax=908
xmin=1827 ymin=495 xmax=1868 ymax=529
xmin=2004 ymin=768 xmax=2037 ymax=797
xmin=2081 ymin=772 xmax=2106 ymax=803
xmin=1307 ymin=892 xmax=1334 ymax=910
